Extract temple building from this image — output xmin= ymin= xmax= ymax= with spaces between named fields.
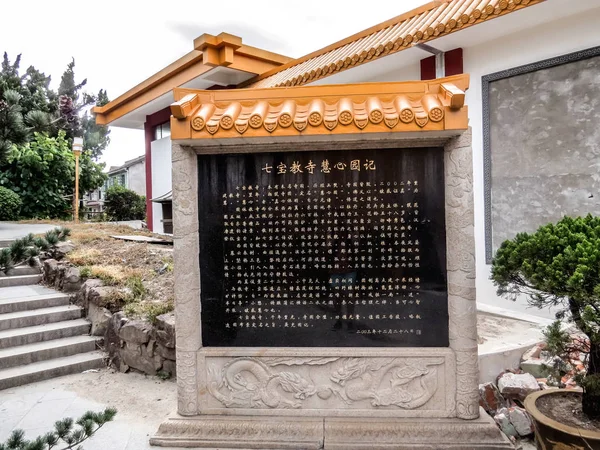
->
xmin=94 ymin=0 xmax=600 ymax=313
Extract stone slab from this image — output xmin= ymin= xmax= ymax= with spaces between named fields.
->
xmin=150 ymin=408 xmax=512 ymax=449
xmin=110 ymin=235 xmax=172 ymax=245
xmin=0 ymin=284 xmax=58 ymax=300
xmin=0 ymin=274 xmax=42 ymax=288
xmin=150 ymin=415 xmax=324 ymax=449
xmin=0 ymin=351 xmax=105 ymax=390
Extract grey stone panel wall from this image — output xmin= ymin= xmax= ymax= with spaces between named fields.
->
xmin=484 ymin=47 xmax=600 ymax=261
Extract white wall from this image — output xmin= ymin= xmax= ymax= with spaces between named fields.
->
xmin=151 ymin=137 xmax=172 ymax=233
xmin=465 ymin=6 xmax=600 ymax=318
xmin=128 ymin=160 xmax=146 ymax=197
xmin=309 ymin=4 xmax=600 ymax=319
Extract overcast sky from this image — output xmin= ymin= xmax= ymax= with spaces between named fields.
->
xmin=1 ymin=0 xmax=426 ymax=169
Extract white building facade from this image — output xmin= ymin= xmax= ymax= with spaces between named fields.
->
xmin=94 ymin=0 xmax=600 ymax=314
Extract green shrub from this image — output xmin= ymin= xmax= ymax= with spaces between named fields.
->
xmin=0 ymin=186 xmax=22 ymax=220
xmin=104 ymin=184 xmax=145 ymax=221
xmin=491 ymin=215 xmax=600 ymax=418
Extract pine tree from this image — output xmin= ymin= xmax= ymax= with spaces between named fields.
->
xmin=0 ymin=54 xmax=52 ymax=161
xmin=57 ymin=59 xmax=110 ymax=159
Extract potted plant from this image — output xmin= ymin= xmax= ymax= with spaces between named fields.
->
xmin=491 ymin=215 xmax=600 ymax=448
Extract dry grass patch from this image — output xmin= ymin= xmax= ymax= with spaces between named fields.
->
xmin=70 ymin=230 xmax=107 ymax=244
xmin=68 ymin=248 xmax=103 ymax=266
xmin=88 ymin=265 xmax=143 ymax=286
xmin=29 ymin=221 xmax=175 ymax=321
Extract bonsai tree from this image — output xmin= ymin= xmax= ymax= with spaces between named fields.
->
xmin=0 ymin=227 xmax=70 ymax=274
xmin=491 ymin=215 xmax=600 ymax=418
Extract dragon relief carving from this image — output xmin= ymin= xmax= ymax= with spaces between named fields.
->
xmin=207 ymin=356 xmax=444 ymax=410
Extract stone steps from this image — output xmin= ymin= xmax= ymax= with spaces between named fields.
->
xmin=0 ymin=319 xmax=91 ymax=349
xmin=0 ymin=351 xmax=105 ymax=390
xmin=0 ymin=335 xmax=99 ymax=369
xmin=0 ymin=269 xmax=104 ymax=390
xmin=0 ymin=274 xmax=43 ymax=288
xmin=0 ymin=305 xmax=82 ymax=331
xmin=0 ymin=292 xmax=70 ymax=314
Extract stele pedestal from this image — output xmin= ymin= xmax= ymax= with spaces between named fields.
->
xmin=151 ymin=78 xmax=512 ymax=449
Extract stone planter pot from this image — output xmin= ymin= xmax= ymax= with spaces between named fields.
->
xmin=524 ymin=389 xmax=600 ymax=449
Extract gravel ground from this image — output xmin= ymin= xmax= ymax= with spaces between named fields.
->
xmin=0 ymin=369 xmax=177 ymax=450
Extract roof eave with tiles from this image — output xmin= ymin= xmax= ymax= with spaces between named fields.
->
xmin=169 ymin=74 xmax=469 ymax=140
xmin=247 ymin=0 xmax=545 ymax=89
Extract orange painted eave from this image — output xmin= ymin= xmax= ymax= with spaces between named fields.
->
xmin=93 ymin=50 xmax=205 ymax=124
xmin=93 ymin=36 xmax=292 ymax=126
xmin=169 ymin=74 xmax=470 ymax=140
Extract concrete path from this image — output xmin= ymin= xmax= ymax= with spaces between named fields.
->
xmin=0 ymin=370 xmax=178 ymax=450
xmin=0 ymin=223 xmax=58 ymax=241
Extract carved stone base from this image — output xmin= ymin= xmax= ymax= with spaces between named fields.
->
xmin=150 ymin=408 xmax=513 ymax=449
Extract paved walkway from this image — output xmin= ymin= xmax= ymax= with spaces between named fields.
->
xmin=0 ymin=370 xmax=178 ymax=450
xmin=0 ymin=223 xmax=58 ymax=241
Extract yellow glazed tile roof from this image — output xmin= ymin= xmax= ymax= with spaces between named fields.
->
xmin=169 ymin=74 xmax=469 ymax=140
xmin=249 ymin=0 xmax=545 ymax=88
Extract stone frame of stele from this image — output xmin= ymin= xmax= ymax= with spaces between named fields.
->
xmin=150 ymin=74 xmax=512 ymax=449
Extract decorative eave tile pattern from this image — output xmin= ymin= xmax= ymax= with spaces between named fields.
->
xmin=169 ymin=74 xmax=469 ymax=140
xmin=247 ymin=0 xmax=545 ymax=89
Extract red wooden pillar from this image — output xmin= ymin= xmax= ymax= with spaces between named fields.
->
xmin=143 ymin=107 xmax=172 ymax=231
xmin=420 ymin=48 xmax=463 ymax=80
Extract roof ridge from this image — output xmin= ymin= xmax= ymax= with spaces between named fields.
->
xmin=247 ymin=1 xmax=449 ymax=86
xmin=245 ymin=0 xmax=546 ymax=89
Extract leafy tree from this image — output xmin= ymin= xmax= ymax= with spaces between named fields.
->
xmin=105 ymin=184 xmax=146 ymax=221
xmin=0 ymin=407 xmax=116 ymax=450
xmin=0 ymin=131 xmax=107 ymax=219
xmin=491 ymin=215 xmax=600 ymax=417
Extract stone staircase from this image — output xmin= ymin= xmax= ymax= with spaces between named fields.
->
xmin=0 ymin=246 xmax=104 ymax=390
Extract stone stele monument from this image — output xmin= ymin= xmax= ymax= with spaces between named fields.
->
xmin=150 ymin=74 xmax=512 ymax=449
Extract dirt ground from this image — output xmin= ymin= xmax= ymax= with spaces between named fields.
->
xmin=62 ymin=369 xmax=176 ymax=420
xmin=25 ymin=220 xmax=175 ymax=321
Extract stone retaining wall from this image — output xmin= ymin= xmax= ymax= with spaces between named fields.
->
xmin=43 ymin=258 xmax=176 ymax=377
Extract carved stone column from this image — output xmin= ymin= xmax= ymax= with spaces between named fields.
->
xmin=444 ymin=128 xmax=480 ymax=419
xmin=172 ymin=142 xmax=201 ymax=415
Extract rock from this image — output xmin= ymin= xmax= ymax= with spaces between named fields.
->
xmin=62 ymin=266 xmax=82 ymax=293
xmin=88 ymin=302 xmax=112 ymax=336
xmin=43 ymin=259 xmax=59 ymax=285
xmin=146 ymin=339 xmax=156 ymax=358
xmin=75 ymin=279 xmax=104 ymax=313
xmin=479 ymin=382 xmax=506 ymax=414
xmin=88 ymin=284 xmax=123 ymax=313
xmin=120 ymin=341 xmax=163 ymax=375
xmin=155 ymin=313 xmax=175 ymax=348
xmin=54 ymin=241 xmax=75 ymax=260
xmin=521 ymin=343 xmax=546 ymax=361
xmin=105 ymin=312 xmax=129 ymax=370
xmin=162 ymin=359 xmax=176 ymax=377
xmin=517 ymin=438 xmax=538 ymax=450
xmin=156 ymin=344 xmax=176 ymax=361
xmin=520 ymin=358 xmax=553 ymax=379
xmin=520 ymin=344 xmax=557 ymax=378
xmin=508 ymin=406 xmax=534 ymax=437
xmin=119 ymin=320 xmax=153 ymax=345
xmin=494 ymin=408 xmax=518 ymax=438
xmin=497 ymin=372 xmax=540 ymax=400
